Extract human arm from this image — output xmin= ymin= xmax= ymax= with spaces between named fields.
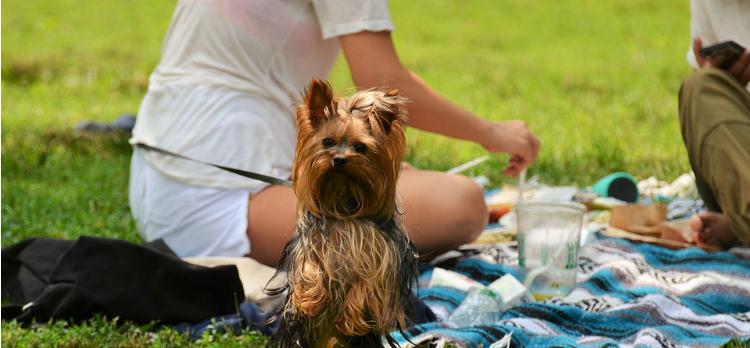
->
xmin=339 ymin=31 xmax=540 ymax=176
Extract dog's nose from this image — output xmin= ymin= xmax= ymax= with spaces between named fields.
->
xmin=333 ymin=156 xmax=348 ymax=168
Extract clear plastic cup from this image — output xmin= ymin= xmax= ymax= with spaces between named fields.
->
xmin=515 ymin=201 xmax=586 ymax=299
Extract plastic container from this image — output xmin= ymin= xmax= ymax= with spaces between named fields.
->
xmin=487 ymin=274 xmax=535 ymax=308
xmin=592 ymin=172 xmax=639 ymax=203
xmin=448 ymin=288 xmax=503 ymax=327
xmin=516 ymin=201 xmax=586 ymax=299
xmin=428 ymin=267 xmax=484 ymax=292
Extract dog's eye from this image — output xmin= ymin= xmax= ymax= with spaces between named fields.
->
xmin=353 ymin=143 xmax=367 ymax=154
xmin=322 ymin=138 xmax=335 ymax=148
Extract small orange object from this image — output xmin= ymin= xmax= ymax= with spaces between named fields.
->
xmin=488 ymin=206 xmax=511 ymax=223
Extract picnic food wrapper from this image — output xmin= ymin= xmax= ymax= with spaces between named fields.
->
xmin=428 ymin=267 xmax=484 ymax=292
xmin=485 ymin=185 xmax=520 ymax=208
xmin=661 ymin=218 xmax=695 ymax=243
xmin=604 ymin=204 xmax=720 ymax=251
xmin=609 ymin=204 xmax=667 ymax=236
xmin=489 ymin=332 xmax=513 ymax=348
xmin=473 ymin=226 xmax=515 ymax=244
xmin=487 ymin=274 xmax=535 ymax=309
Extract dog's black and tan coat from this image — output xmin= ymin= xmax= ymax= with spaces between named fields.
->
xmin=267 ymin=79 xmax=419 ymax=348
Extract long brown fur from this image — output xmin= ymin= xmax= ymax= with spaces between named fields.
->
xmin=268 ymin=79 xmax=418 ymax=348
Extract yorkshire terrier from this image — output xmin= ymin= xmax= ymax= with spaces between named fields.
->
xmin=267 ymin=79 xmax=419 ymax=348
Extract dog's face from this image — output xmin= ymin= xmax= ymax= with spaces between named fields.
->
xmin=293 ymin=79 xmax=408 ymax=220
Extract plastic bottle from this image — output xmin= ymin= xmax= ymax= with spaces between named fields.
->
xmin=448 ymin=287 xmax=503 ymax=327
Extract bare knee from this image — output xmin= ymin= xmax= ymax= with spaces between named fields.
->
xmin=399 ymin=170 xmax=488 ymax=256
xmin=449 ymin=175 xmax=488 ymax=244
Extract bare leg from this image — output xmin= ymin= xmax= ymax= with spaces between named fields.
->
xmin=246 ymin=166 xmax=488 ymax=267
xmin=397 ymin=166 xmax=488 ymax=259
xmin=246 ymin=185 xmax=297 ymax=267
xmin=689 ymin=212 xmax=738 ymax=249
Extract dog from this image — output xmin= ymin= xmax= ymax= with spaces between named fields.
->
xmin=267 ymin=79 xmax=419 ymax=348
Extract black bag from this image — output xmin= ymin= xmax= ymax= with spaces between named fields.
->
xmin=2 ymin=236 xmax=245 ymax=325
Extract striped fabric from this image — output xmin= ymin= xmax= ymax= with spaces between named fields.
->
xmin=394 ymin=235 xmax=750 ymax=347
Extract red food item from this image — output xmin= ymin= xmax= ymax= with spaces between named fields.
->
xmin=488 ymin=206 xmax=511 ymax=223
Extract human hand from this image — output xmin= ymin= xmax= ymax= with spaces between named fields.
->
xmin=726 ymin=48 xmax=750 ymax=86
xmin=693 ymin=37 xmax=750 ymax=86
xmin=477 ymin=120 xmax=540 ymax=177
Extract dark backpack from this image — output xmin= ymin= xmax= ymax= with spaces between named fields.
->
xmin=2 ymin=236 xmax=245 ymax=325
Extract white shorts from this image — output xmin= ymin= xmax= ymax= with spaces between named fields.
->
xmin=129 ymin=149 xmax=252 ymax=257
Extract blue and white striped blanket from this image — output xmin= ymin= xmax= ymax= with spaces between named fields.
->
xmin=395 ymin=234 xmax=750 ymax=347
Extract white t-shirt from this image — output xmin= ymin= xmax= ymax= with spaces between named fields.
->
xmin=130 ymin=0 xmax=393 ymax=191
xmin=686 ymin=0 xmax=750 ymax=91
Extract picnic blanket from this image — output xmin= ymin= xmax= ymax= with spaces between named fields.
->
xmin=395 ymin=234 xmax=750 ymax=347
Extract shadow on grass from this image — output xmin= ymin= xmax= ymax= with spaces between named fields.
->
xmin=2 ymin=129 xmax=133 ymax=179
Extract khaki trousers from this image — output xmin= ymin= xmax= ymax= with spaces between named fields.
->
xmin=679 ymin=69 xmax=750 ymax=245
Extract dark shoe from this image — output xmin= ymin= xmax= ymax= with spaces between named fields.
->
xmin=75 ymin=114 xmax=136 ymax=133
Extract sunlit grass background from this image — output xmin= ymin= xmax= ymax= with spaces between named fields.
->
xmin=2 ymin=0 xmax=697 ymax=346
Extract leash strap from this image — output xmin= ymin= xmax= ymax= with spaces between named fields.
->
xmin=134 ymin=143 xmax=293 ymax=188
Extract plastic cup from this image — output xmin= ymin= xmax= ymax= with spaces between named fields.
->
xmin=516 ymin=201 xmax=586 ymax=299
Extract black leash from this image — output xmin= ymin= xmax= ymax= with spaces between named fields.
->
xmin=134 ymin=143 xmax=292 ymax=188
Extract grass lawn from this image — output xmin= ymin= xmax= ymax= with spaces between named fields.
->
xmin=0 ymin=0 xmax=714 ymax=346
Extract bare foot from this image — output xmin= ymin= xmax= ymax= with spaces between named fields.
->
xmin=690 ymin=212 xmax=738 ymax=249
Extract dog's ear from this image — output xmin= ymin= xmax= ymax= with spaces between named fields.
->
xmin=368 ymin=89 xmax=409 ymax=135
xmin=299 ymin=79 xmax=335 ymax=129
xmin=383 ymin=89 xmax=409 ymax=124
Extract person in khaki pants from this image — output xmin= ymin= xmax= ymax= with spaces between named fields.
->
xmin=679 ymin=0 xmax=750 ymax=249
xmin=680 ymin=67 xmax=750 ymax=249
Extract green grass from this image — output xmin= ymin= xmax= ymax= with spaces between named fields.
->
xmin=2 ymin=316 xmax=268 ymax=348
xmin=0 ymin=0 xmax=719 ymax=346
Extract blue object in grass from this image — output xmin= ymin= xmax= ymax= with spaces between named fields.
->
xmin=74 ymin=114 xmax=136 ymax=133
xmin=592 ymin=172 xmax=639 ymax=203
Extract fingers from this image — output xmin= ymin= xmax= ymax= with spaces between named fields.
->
xmin=481 ymin=120 xmax=540 ymax=176
xmin=726 ymin=49 xmax=750 ymax=85
xmin=503 ymin=167 xmax=521 ymax=177
xmin=530 ymin=134 xmax=541 ymax=162
xmin=503 ymin=163 xmax=522 ymax=177
xmin=689 ymin=212 xmax=735 ymax=249
xmin=693 ymin=37 xmax=708 ymax=68
xmin=742 ymin=55 xmax=750 ymax=86
xmin=690 ymin=213 xmax=707 ymax=245
xmin=503 ymin=155 xmax=525 ymax=177
xmin=511 ymin=121 xmax=537 ymax=163
xmin=695 ymin=37 xmax=735 ymax=70
xmin=507 ymin=122 xmax=540 ymax=175
xmin=517 ymin=124 xmax=540 ymax=169
xmin=708 ymin=55 xmax=727 ymax=68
